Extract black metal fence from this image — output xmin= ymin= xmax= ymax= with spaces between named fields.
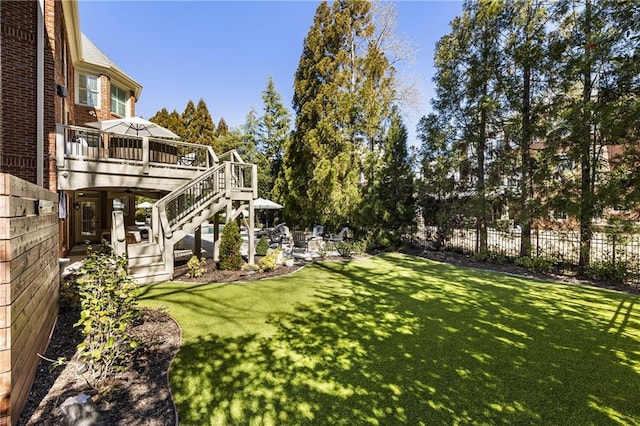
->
xmin=420 ymin=226 xmax=640 ymax=285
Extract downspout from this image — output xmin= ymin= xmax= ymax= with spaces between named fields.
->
xmin=37 ymin=0 xmax=44 ymax=187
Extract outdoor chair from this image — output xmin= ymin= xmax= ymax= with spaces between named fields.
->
xmin=292 ymin=230 xmax=308 ymax=251
xmin=325 ymin=227 xmax=349 ymax=244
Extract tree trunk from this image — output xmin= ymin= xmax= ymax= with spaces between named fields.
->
xmin=520 ymin=64 xmax=532 ymax=258
xmin=578 ymin=0 xmax=593 ymax=274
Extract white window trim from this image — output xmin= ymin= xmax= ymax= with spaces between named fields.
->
xmin=76 ymin=73 xmax=101 ymax=108
xmin=110 ymin=85 xmax=128 ymax=117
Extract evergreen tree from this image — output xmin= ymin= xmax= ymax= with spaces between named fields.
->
xmin=363 ymin=107 xmax=415 ymax=248
xmin=167 ymin=109 xmax=184 ymax=139
xmin=258 ymin=76 xmax=291 ymax=198
xmin=216 ymin=118 xmax=229 ymax=137
xmin=416 ymin=113 xmax=465 ymax=247
xmin=245 ymin=108 xmax=272 ymax=197
xmin=432 ymin=0 xmax=505 ymax=254
xmin=547 ymin=0 xmax=640 ymax=271
xmin=278 ymin=0 xmax=398 ymax=229
xmin=190 ymin=99 xmax=216 ymax=146
xmin=181 ymin=100 xmax=197 ymax=144
xmin=502 ymin=0 xmax=552 ymax=257
xmin=149 ymin=107 xmax=170 ymax=128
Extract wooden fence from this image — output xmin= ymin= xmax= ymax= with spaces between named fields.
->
xmin=0 ymin=174 xmax=59 ymax=425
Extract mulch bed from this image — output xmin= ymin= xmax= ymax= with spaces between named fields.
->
xmin=18 ymin=250 xmax=638 ymax=425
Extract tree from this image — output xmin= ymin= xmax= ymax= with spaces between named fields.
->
xmin=180 ymin=100 xmax=197 ymax=144
xmin=190 ymin=99 xmax=216 ymax=146
xmin=216 ymin=117 xmax=229 ymax=137
xmin=362 ymin=107 xmax=415 ymax=247
xmin=547 ymin=0 xmax=640 ymax=272
xmin=502 ymin=0 xmax=552 ymax=257
xmin=416 ymin=113 xmax=465 ymax=248
xmin=432 ymin=0 xmax=505 ymax=254
xmin=245 ymin=108 xmax=272 ymax=198
xmin=258 ymin=76 xmax=291 ymax=199
xmin=278 ymin=0 xmax=398 ymax=229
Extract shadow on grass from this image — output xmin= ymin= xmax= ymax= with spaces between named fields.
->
xmin=146 ymin=254 xmax=640 ymax=425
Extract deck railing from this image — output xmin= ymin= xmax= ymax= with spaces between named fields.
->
xmin=56 ymin=124 xmax=217 ymax=170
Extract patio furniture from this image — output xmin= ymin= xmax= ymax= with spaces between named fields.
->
xmin=292 ymin=230 xmax=308 ymax=251
xmin=325 ymin=227 xmax=349 ymax=243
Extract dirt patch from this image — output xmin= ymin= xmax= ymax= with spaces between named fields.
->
xmin=19 ymin=308 xmax=180 ymax=425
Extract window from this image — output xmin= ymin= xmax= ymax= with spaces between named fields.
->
xmin=78 ymin=74 xmax=99 ymax=106
xmin=111 ymin=85 xmax=127 ymax=116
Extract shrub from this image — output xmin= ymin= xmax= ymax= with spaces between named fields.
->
xmin=256 ymin=236 xmax=270 ymax=256
xmin=585 ymin=260 xmax=629 ymax=284
xmin=186 ymin=255 xmax=207 ymax=278
xmin=515 ymin=256 xmax=555 ymax=273
xmin=259 ymin=248 xmax=281 ymax=272
xmin=74 ymin=245 xmax=140 ymax=393
xmin=335 ymin=242 xmax=352 ymax=258
xmin=219 ymin=221 xmax=243 ymax=271
xmin=60 ymin=276 xmax=81 ymax=312
xmin=351 ymin=239 xmax=368 ymax=255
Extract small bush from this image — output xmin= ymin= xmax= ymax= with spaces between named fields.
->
xmin=74 ymin=244 xmax=140 ymax=393
xmin=515 ymin=256 xmax=555 ymax=273
xmin=60 ymin=277 xmax=81 ymax=312
xmin=219 ymin=221 xmax=243 ymax=271
xmin=351 ymin=239 xmax=368 ymax=255
xmin=585 ymin=260 xmax=629 ymax=284
xmin=259 ymin=248 xmax=281 ymax=272
xmin=256 ymin=236 xmax=270 ymax=256
xmin=186 ymin=255 xmax=207 ymax=278
xmin=335 ymin=242 xmax=352 ymax=258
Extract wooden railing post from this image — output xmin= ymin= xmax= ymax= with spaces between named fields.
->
xmin=141 ymin=137 xmax=150 ymax=173
xmin=56 ymin=124 xmax=65 ymax=168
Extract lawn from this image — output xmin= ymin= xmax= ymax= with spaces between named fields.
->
xmin=138 ymin=253 xmax=640 ymax=425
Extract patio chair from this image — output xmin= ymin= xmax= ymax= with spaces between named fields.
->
xmin=325 ymin=227 xmax=349 ymax=244
xmin=292 ymin=230 xmax=308 ymax=251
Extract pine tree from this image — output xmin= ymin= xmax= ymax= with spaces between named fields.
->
xmin=190 ymin=99 xmax=216 ymax=146
xmin=258 ymin=76 xmax=291 ymax=198
xmin=167 ymin=109 xmax=184 ymax=139
xmin=432 ymin=0 xmax=505 ymax=254
xmin=181 ymin=100 xmax=197 ymax=144
xmin=547 ymin=0 xmax=640 ymax=272
xmin=278 ymin=0 xmax=398 ymax=230
xmin=416 ymin=113 xmax=464 ymax=247
xmin=502 ymin=0 xmax=552 ymax=257
xmin=149 ymin=108 xmax=170 ymax=128
xmin=216 ymin=118 xmax=229 ymax=137
xmin=363 ymin=107 xmax=415 ymax=248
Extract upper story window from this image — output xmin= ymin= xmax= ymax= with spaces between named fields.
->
xmin=78 ymin=74 xmax=99 ymax=107
xmin=111 ymin=85 xmax=127 ymax=116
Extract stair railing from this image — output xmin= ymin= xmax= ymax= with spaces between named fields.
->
xmin=150 ymin=159 xmax=256 ymax=243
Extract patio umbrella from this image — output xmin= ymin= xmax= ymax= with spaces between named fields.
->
xmin=136 ymin=201 xmax=153 ymax=209
xmin=253 ymin=198 xmax=283 ymax=210
xmin=253 ymin=198 xmax=282 ymax=227
xmin=85 ymin=117 xmax=179 ymax=139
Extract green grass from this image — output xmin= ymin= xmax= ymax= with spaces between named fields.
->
xmin=138 ymin=253 xmax=640 ymax=425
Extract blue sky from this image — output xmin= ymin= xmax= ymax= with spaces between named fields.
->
xmin=79 ymin=1 xmax=463 ymax=145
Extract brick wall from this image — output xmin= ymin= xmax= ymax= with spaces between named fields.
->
xmin=0 ymin=174 xmax=58 ymax=426
xmin=0 ymin=1 xmax=39 ymax=184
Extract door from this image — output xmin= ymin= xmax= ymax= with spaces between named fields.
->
xmin=75 ymin=198 xmax=101 ymax=243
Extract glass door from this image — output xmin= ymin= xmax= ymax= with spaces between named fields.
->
xmin=75 ymin=199 xmax=101 ymax=243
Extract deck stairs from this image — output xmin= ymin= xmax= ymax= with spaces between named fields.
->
xmin=117 ymin=152 xmax=256 ymax=284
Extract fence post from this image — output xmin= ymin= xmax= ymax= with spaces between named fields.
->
xmin=612 ymin=233 xmax=616 ymax=267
